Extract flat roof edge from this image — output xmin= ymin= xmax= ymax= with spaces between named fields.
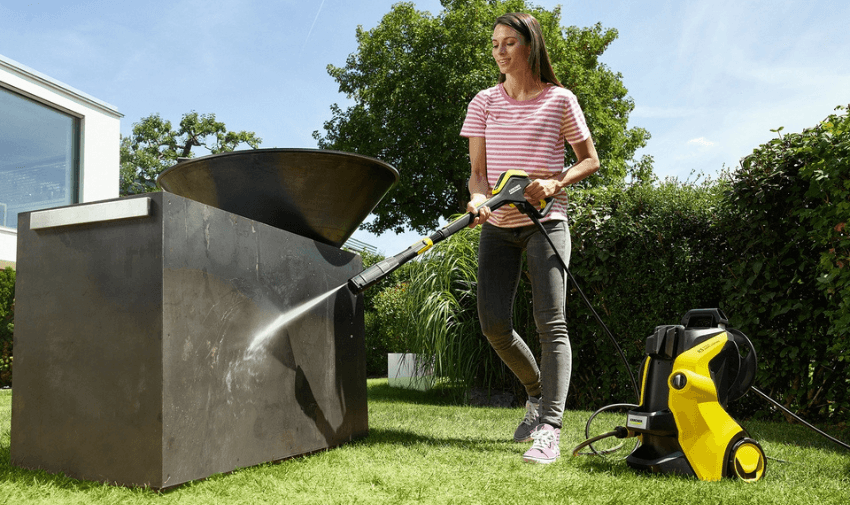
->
xmin=0 ymin=53 xmax=123 ymax=118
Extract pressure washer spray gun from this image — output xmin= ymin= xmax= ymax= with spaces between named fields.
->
xmin=347 ymin=170 xmax=553 ymax=294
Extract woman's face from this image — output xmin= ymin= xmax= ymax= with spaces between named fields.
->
xmin=492 ymin=24 xmax=530 ymax=76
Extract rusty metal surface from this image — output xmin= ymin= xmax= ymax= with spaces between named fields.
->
xmin=11 ymin=192 xmax=367 ymax=489
xmin=157 ymin=148 xmax=398 ymax=248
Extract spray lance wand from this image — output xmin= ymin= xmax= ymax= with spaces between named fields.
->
xmin=347 ymin=170 xmax=553 ymax=294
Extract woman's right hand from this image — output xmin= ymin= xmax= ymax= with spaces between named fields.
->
xmin=466 ymin=193 xmax=491 ymax=228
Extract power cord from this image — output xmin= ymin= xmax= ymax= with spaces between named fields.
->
xmin=576 ymin=403 xmax=640 ymax=457
xmin=572 ymin=426 xmax=630 ymax=457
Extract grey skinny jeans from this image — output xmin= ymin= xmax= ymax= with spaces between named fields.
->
xmin=477 ymin=219 xmax=572 ymax=428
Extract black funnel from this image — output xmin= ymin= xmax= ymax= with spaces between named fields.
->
xmin=157 ymin=148 xmax=398 ymax=248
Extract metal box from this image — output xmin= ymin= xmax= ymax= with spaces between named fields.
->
xmin=11 ymin=192 xmax=367 ymax=488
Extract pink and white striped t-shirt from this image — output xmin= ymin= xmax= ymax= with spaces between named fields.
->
xmin=460 ymin=83 xmax=590 ymax=228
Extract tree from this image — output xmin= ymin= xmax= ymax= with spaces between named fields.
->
xmin=314 ymin=0 xmax=651 ymax=235
xmin=120 ymin=111 xmax=262 ymax=196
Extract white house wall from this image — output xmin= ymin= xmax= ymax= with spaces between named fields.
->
xmin=0 ymin=54 xmax=121 ymax=266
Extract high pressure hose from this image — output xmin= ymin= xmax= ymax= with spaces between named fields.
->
xmin=518 ymin=204 xmax=643 ymax=458
xmin=749 ymin=386 xmax=850 ymax=452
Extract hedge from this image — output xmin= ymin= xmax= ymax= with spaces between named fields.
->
xmin=718 ymin=105 xmax=849 ymax=421
xmin=385 ymin=178 xmax=728 ymax=405
xmin=564 ymin=178 xmax=728 ymax=408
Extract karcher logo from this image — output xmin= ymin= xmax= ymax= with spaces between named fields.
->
xmin=627 ymin=414 xmax=647 ymax=429
xmin=696 ymin=337 xmax=723 ymax=354
xmin=509 ymin=185 xmax=521 ymax=194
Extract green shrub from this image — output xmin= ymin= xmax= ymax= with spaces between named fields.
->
xmin=372 ymin=283 xmax=412 ymax=352
xmin=717 ymin=105 xmax=850 ymax=422
xmin=363 ymin=311 xmax=384 ymax=376
xmin=798 ymin=107 xmax=850 ymax=346
xmin=0 ymin=267 xmax=14 ymax=387
xmin=364 ymin=283 xmax=415 ymax=377
xmin=351 ymin=248 xmax=417 ymax=377
xmin=402 ymin=224 xmax=500 ymax=396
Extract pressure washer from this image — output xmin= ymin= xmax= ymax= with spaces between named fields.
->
xmin=346 ymin=169 xmax=850 ymax=482
xmin=616 ymin=308 xmax=766 ymax=482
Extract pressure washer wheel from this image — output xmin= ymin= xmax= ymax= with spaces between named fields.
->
xmin=728 ymin=438 xmax=766 ymax=482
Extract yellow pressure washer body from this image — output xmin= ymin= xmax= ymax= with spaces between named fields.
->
xmin=625 ymin=308 xmax=766 ymax=482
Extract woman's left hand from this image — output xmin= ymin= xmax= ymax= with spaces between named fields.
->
xmin=524 ymin=178 xmax=561 ymax=204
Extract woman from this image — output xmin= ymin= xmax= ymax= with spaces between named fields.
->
xmin=460 ymin=12 xmax=600 ymax=464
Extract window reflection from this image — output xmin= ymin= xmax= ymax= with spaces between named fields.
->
xmin=0 ymin=86 xmax=80 ymax=229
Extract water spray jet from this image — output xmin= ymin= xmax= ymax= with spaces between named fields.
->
xmin=247 ymin=284 xmax=348 ymax=358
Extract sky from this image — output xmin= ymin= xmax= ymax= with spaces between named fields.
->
xmin=2 ymin=0 xmax=848 ymax=255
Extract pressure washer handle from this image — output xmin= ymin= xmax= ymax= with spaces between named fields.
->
xmin=515 ymin=197 xmax=555 ymax=220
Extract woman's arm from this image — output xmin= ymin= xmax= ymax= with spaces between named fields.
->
xmin=524 ymin=135 xmax=600 ymax=202
xmin=466 ymin=136 xmax=492 ymax=227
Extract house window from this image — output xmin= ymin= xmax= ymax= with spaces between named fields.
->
xmin=0 ymin=85 xmax=80 ymax=229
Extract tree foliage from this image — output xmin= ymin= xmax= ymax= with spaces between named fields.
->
xmin=314 ymin=0 xmax=650 ymax=235
xmin=120 ymin=111 xmax=262 ymax=196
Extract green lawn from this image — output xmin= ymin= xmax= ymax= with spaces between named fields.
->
xmin=1 ymin=381 xmax=848 ymax=504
